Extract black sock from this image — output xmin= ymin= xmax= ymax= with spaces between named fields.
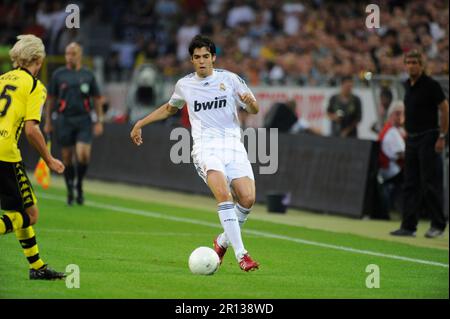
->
xmin=64 ymin=165 xmax=75 ymax=197
xmin=76 ymin=163 xmax=88 ymax=195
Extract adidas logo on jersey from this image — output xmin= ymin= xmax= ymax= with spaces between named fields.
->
xmin=194 ymin=97 xmax=227 ymax=112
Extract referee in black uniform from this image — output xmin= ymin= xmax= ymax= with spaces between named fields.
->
xmin=391 ymin=50 xmax=449 ymax=238
xmin=44 ymin=42 xmax=104 ymax=205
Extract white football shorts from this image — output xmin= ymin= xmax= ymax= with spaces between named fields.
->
xmin=192 ymin=146 xmax=254 ymax=185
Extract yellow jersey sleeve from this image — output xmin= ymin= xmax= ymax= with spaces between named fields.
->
xmin=24 ymin=80 xmax=46 ymax=123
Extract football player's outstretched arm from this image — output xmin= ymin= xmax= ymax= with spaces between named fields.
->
xmin=24 ymin=120 xmax=65 ymax=173
xmin=130 ymin=102 xmax=179 ymax=146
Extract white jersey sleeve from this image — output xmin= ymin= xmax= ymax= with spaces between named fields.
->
xmin=168 ymin=80 xmax=186 ymax=109
xmin=230 ymin=73 xmax=255 ymax=109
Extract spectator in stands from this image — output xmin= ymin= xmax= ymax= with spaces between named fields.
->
xmin=176 ymin=17 xmax=200 ymax=61
xmin=134 ymin=39 xmax=160 ymax=69
xmin=22 ymin=15 xmax=46 ymax=39
xmin=282 ymin=1 xmax=305 ymax=36
xmin=226 ymin=0 xmax=255 ymax=29
xmin=104 ymin=50 xmax=122 ymax=82
xmin=36 ymin=1 xmax=67 ymax=54
xmin=154 ymin=0 xmax=180 ymax=19
xmin=0 ymin=0 xmax=448 ymax=86
xmin=383 ymin=29 xmax=404 ymax=58
xmin=377 ymin=100 xmax=406 ymax=219
xmin=327 ymin=76 xmax=362 ymax=138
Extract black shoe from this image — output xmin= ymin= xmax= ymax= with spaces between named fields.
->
xmin=390 ymin=228 xmax=416 ymax=237
xmin=76 ymin=185 xmax=84 ymax=205
xmin=76 ymin=194 xmax=84 ymax=205
xmin=67 ymin=185 xmax=74 ymax=206
xmin=29 ymin=264 xmax=66 ymax=280
xmin=425 ymin=227 xmax=445 ymax=238
xmin=67 ymin=193 xmax=74 ymax=206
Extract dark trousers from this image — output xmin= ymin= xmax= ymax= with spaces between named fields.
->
xmin=401 ymin=131 xmax=446 ymax=231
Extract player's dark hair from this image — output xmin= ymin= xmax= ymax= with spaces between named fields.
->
xmin=188 ymin=35 xmax=216 ymax=56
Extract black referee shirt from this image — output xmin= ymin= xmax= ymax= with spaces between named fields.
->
xmin=48 ymin=66 xmax=100 ymax=117
xmin=404 ymin=73 xmax=446 ymax=134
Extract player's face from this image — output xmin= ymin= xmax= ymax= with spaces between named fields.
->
xmin=404 ymin=58 xmax=422 ymax=77
xmin=191 ymin=47 xmax=216 ymax=78
xmin=65 ymin=45 xmax=82 ymax=69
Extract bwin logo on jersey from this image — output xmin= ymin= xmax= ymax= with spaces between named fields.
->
xmin=194 ymin=97 xmax=227 ymax=112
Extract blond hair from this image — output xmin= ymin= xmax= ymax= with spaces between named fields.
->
xmin=9 ymin=34 xmax=46 ymax=68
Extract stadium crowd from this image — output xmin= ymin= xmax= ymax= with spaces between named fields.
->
xmin=0 ymin=0 xmax=448 ymax=85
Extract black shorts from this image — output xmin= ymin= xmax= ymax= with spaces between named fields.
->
xmin=55 ymin=114 xmax=93 ymax=147
xmin=0 ymin=161 xmax=37 ymax=212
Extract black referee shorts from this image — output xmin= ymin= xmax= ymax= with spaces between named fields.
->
xmin=0 ymin=160 xmax=37 ymax=212
xmin=55 ymin=114 xmax=93 ymax=147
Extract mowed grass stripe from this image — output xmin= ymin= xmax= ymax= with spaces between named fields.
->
xmin=40 ymin=193 xmax=449 ymax=269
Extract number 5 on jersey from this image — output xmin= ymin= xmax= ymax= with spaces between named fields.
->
xmin=0 ymin=85 xmax=18 ymax=117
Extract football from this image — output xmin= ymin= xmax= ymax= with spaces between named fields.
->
xmin=188 ymin=246 xmax=220 ymax=275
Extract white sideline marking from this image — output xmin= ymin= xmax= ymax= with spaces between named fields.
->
xmin=40 ymin=193 xmax=449 ymax=269
xmin=39 ymin=228 xmax=259 ymax=238
xmin=39 ymin=229 xmax=210 ymax=237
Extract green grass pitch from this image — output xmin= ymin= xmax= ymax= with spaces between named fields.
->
xmin=0 ymin=187 xmax=448 ymax=299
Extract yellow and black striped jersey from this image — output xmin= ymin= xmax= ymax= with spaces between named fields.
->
xmin=0 ymin=67 xmax=46 ymax=162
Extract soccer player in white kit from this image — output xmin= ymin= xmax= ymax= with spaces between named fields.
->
xmin=130 ymin=35 xmax=260 ymax=271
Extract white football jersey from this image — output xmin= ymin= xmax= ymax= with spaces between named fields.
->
xmin=169 ymin=69 xmax=255 ymax=151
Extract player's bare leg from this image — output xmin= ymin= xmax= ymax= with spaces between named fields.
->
xmin=231 ymin=176 xmax=255 ymax=211
xmin=75 ymin=142 xmax=91 ymax=205
xmin=24 ymin=204 xmax=39 ymax=225
xmin=61 ymin=147 xmax=75 ymax=205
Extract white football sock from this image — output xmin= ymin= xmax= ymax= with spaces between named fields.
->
xmin=235 ymin=203 xmax=251 ymax=227
xmin=217 ymin=201 xmax=246 ymax=260
xmin=218 ymin=203 xmax=251 ymax=249
xmin=216 ymin=232 xmax=229 ymax=248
